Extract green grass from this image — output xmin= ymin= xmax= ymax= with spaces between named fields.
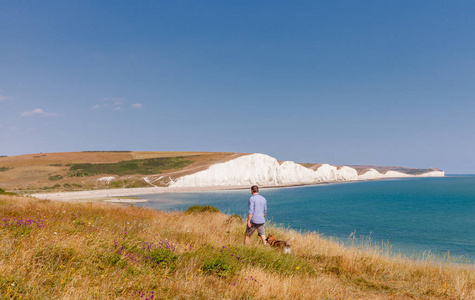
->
xmin=185 ymin=205 xmax=221 ymax=214
xmin=68 ymin=156 xmax=193 ymax=177
xmin=48 ymin=175 xmax=64 ymax=181
xmin=391 ymin=168 xmax=438 ymax=175
xmin=0 ymin=188 xmax=16 ymax=196
xmin=198 ymin=244 xmax=314 ymax=278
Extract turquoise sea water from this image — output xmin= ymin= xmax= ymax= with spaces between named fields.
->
xmin=133 ymin=176 xmax=475 ymax=262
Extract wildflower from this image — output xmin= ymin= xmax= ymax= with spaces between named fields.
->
xmin=295 ymin=266 xmax=299 ymax=270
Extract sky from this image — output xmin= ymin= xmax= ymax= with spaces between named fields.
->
xmin=1 ymin=1 xmax=475 ymax=173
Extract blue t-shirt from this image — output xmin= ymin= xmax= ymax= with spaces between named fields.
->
xmin=248 ymin=193 xmax=267 ymax=224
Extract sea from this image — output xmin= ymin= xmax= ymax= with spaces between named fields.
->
xmin=132 ymin=175 xmax=475 ymax=263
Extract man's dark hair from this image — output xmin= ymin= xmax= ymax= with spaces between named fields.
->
xmin=251 ymin=185 xmax=259 ymax=193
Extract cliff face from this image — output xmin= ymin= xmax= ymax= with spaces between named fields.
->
xmin=170 ymin=153 xmax=445 ymax=187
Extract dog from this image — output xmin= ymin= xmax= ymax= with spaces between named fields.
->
xmin=266 ymin=234 xmax=294 ymax=254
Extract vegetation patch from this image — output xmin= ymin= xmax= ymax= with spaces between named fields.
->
xmin=392 ymin=168 xmax=439 ymax=175
xmin=48 ymin=175 xmax=64 ymax=181
xmin=185 ymin=205 xmax=221 ymax=214
xmin=42 ymin=184 xmax=61 ymax=190
xmin=225 ymin=214 xmax=243 ymax=224
xmin=202 ymin=256 xmax=237 ymax=277
xmin=197 ymin=244 xmax=313 ymax=278
xmin=108 ymin=179 xmax=149 ymax=189
xmin=68 ymin=156 xmax=193 ymax=177
xmin=0 ymin=188 xmax=16 ymax=196
xmin=1 ymin=217 xmax=45 ymax=237
xmin=0 ymin=167 xmax=9 ymax=172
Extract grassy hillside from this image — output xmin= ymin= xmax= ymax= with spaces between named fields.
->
xmin=0 ymin=151 xmax=444 ymax=196
xmin=68 ymin=156 xmax=193 ymax=177
xmin=0 ymin=151 xmax=241 ymax=193
xmin=0 ymin=194 xmax=473 ymax=299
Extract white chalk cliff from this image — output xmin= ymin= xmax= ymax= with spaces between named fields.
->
xmin=170 ymin=153 xmax=445 ymax=188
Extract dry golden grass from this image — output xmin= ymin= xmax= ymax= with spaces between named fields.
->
xmin=0 ymin=194 xmax=473 ymax=299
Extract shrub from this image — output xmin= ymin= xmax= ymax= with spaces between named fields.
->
xmin=0 ymin=167 xmax=9 ymax=172
xmin=226 ymin=214 xmax=243 ymax=224
xmin=48 ymin=175 xmax=64 ymax=181
xmin=185 ymin=205 xmax=221 ymax=214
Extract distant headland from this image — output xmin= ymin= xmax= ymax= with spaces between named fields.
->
xmin=0 ymin=151 xmax=443 ymax=200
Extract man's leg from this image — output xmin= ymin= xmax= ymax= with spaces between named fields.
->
xmin=259 ymin=234 xmax=267 ymax=245
xmin=244 ymin=234 xmax=251 ymax=245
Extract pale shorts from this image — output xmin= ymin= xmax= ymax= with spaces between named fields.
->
xmin=245 ymin=222 xmax=265 ymax=236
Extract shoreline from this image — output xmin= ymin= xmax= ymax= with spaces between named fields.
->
xmin=27 ymin=176 xmax=448 ymax=203
xmin=25 ymin=179 xmax=400 ymax=202
xmin=28 ymin=182 xmax=342 ymax=202
xmin=28 ymin=185 xmax=251 ymax=202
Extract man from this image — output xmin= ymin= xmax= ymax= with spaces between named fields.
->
xmin=244 ymin=185 xmax=267 ymax=245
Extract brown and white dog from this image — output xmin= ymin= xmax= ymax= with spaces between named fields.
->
xmin=266 ymin=234 xmax=294 ymax=254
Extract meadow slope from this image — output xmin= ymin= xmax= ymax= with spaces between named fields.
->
xmin=0 ymin=194 xmax=473 ymax=299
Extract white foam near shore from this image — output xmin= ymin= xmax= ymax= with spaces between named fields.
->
xmin=170 ymin=153 xmax=444 ymax=187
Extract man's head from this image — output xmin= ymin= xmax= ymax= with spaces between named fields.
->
xmin=251 ymin=185 xmax=259 ymax=194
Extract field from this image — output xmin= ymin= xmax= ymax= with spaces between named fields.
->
xmin=0 ymin=194 xmax=473 ymax=299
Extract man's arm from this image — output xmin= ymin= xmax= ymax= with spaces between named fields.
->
xmin=248 ymin=197 xmax=255 ymax=227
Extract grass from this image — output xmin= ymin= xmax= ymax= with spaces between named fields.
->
xmin=68 ymin=156 xmax=193 ymax=177
xmin=48 ymin=175 xmax=64 ymax=181
xmin=185 ymin=205 xmax=221 ymax=214
xmin=0 ymin=188 xmax=16 ymax=196
xmin=0 ymin=195 xmax=474 ymax=299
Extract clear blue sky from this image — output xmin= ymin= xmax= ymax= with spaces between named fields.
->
xmin=1 ymin=1 xmax=474 ymax=173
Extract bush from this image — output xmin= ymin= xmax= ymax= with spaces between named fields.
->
xmin=185 ymin=205 xmax=221 ymax=214
xmin=0 ymin=167 xmax=9 ymax=172
xmin=226 ymin=214 xmax=243 ymax=224
xmin=48 ymin=175 xmax=64 ymax=181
